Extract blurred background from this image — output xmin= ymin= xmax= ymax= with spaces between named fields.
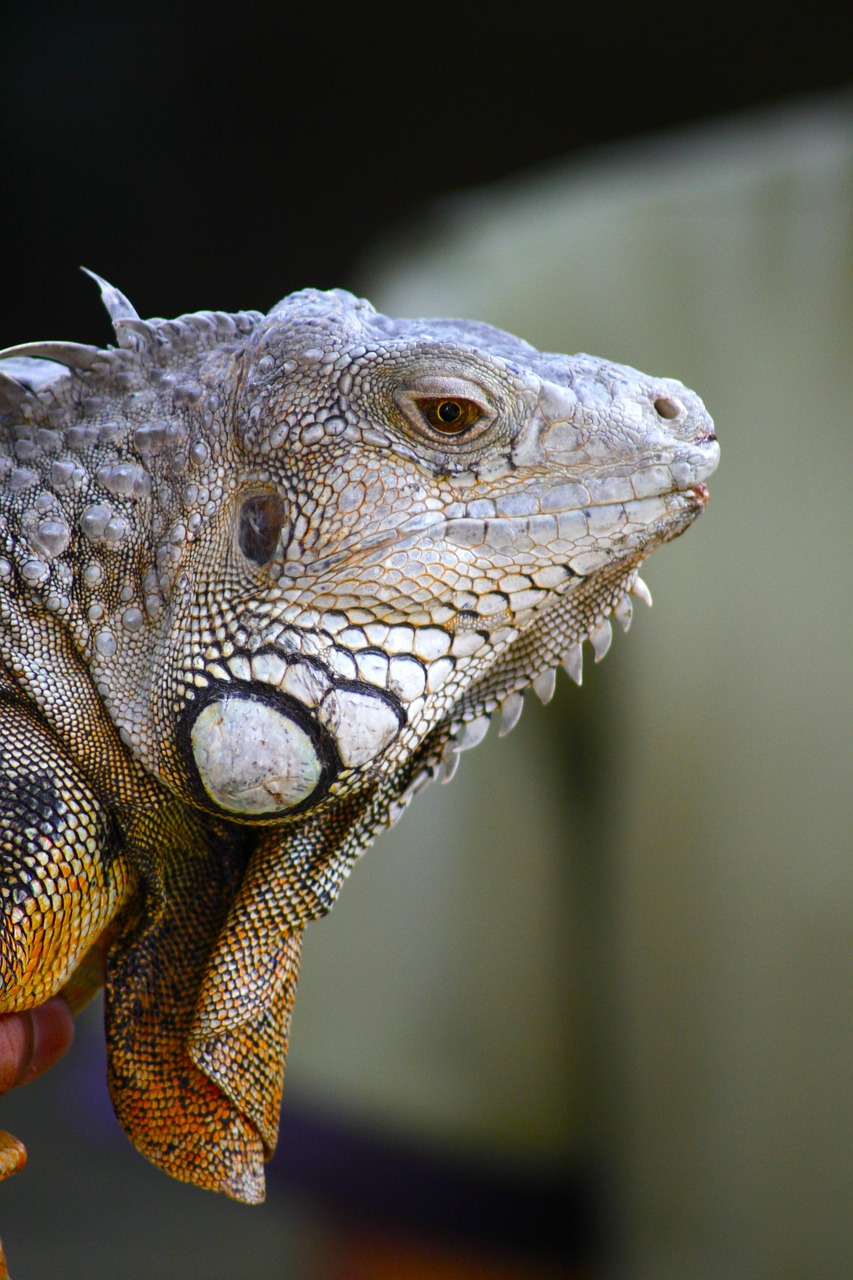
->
xmin=1 ymin=4 xmax=852 ymax=1278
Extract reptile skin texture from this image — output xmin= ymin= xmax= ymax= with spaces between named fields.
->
xmin=0 ymin=277 xmax=718 ymax=1271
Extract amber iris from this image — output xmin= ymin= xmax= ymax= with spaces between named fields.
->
xmin=417 ymin=397 xmax=482 ymax=434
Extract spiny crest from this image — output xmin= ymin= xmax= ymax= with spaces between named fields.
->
xmin=0 ymin=271 xmax=264 ymax=421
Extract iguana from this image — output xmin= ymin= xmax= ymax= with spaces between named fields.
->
xmin=0 ymin=275 xmax=718 ymax=1258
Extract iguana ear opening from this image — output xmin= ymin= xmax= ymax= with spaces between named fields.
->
xmin=237 ymin=492 xmax=286 ymax=567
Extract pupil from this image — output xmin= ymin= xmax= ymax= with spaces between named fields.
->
xmin=438 ymin=401 xmax=461 ymax=423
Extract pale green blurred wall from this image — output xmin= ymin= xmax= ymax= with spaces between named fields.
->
xmin=286 ymin=94 xmax=853 ymax=1279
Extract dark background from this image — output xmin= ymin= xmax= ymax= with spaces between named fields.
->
xmin=1 ymin=5 xmax=852 ymax=1276
xmin=2 ymin=1 xmax=851 ymax=348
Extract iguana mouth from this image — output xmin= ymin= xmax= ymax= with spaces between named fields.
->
xmin=280 ymin=478 xmax=712 ymax=587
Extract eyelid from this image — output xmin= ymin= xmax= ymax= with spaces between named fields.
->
xmin=397 ymin=374 xmax=493 ymax=404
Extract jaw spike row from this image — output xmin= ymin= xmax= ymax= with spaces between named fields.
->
xmin=498 ymin=691 xmax=524 ymax=737
xmin=612 ymin=594 xmax=633 ymax=632
xmin=532 ymin=668 xmax=557 ymax=705
xmin=590 ymin=618 xmax=613 ymax=663
xmin=632 ymin=575 xmax=653 ymax=608
xmin=395 ymin=768 xmax=435 ymax=814
xmin=458 ymin=714 xmax=490 ymax=752
xmin=442 ymin=744 xmax=461 ymax=784
xmin=562 ymin=643 xmax=583 ymax=686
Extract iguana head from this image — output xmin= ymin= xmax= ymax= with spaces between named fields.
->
xmin=0 ymin=279 xmax=718 ymax=825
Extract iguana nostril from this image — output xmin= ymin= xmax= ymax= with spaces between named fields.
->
xmin=653 ymin=396 xmax=683 ymax=420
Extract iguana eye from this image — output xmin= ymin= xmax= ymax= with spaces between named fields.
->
xmin=416 ymin=397 xmax=483 ymax=435
xmin=238 ymin=492 xmax=285 ymax=566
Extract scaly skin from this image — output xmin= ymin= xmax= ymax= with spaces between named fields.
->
xmin=0 ymin=277 xmax=718 ymax=1251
